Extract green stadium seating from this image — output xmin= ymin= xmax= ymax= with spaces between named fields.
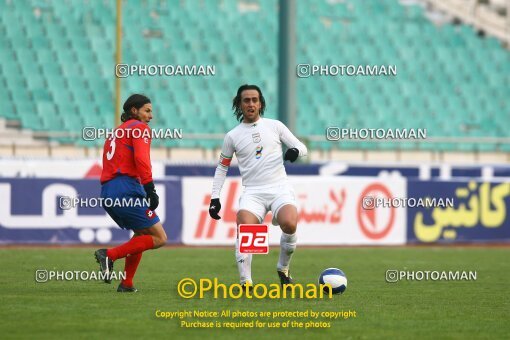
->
xmin=0 ymin=0 xmax=508 ymax=151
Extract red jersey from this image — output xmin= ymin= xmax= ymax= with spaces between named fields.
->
xmin=100 ymin=119 xmax=153 ymax=185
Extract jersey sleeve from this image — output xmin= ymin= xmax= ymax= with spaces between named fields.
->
xmin=218 ymin=133 xmax=235 ymax=168
xmin=276 ymin=120 xmax=308 ymax=157
xmin=132 ymin=124 xmax=153 ymax=184
xmin=211 ymin=133 xmax=235 ymax=199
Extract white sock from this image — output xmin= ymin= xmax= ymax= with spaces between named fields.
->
xmin=235 ymin=238 xmax=253 ymax=284
xmin=277 ymin=232 xmax=297 ymax=274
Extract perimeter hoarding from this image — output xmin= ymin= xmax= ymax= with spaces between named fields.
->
xmin=182 ymin=176 xmax=407 ymax=246
xmin=0 ymin=178 xmax=181 ymax=244
xmin=2 ymin=176 xmax=507 ymax=245
xmin=407 ymin=180 xmax=510 ymax=243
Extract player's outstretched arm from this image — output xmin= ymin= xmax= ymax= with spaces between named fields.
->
xmin=210 ymin=134 xmax=235 ymax=220
xmin=277 ymin=121 xmax=308 ymax=162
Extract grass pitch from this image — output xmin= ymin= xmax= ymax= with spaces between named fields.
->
xmin=1 ymin=246 xmax=508 ymax=339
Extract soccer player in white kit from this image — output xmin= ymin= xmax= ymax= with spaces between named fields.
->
xmin=209 ymin=84 xmax=307 ymax=288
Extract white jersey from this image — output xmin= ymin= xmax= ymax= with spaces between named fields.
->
xmin=211 ymin=117 xmax=307 ymax=198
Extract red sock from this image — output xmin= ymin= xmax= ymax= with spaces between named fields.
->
xmin=107 ymin=235 xmax=154 ymax=261
xmin=121 ymin=252 xmax=142 ymax=288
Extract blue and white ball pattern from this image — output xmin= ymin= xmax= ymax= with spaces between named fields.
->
xmin=318 ymin=268 xmax=347 ymax=294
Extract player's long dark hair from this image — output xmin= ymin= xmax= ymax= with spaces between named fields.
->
xmin=121 ymin=94 xmax=151 ymax=122
xmin=232 ymin=84 xmax=266 ymax=122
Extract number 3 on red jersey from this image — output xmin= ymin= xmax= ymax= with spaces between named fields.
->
xmin=106 ymin=136 xmax=116 ymax=160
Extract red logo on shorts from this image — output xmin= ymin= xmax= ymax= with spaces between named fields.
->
xmin=146 ymin=209 xmax=157 ymax=219
xmin=238 ymin=224 xmax=269 ymax=254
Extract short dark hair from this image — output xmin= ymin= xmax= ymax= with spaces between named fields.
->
xmin=121 ymin=94 xmax=151 ymax=122
xmin=232 ymin=84 xmax=266 ymax=122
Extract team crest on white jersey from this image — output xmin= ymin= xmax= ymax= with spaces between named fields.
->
xmin=252 ymin=133 xmax=261 ymax=143
xmin=255 ymin=146 xmax=263 ymax=159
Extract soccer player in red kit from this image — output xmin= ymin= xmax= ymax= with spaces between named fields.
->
xmin=95 ymin=94 xmax=167 ymax=292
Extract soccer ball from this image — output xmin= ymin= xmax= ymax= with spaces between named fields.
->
xmin=318 ymin=268 xmax=347 ymax=294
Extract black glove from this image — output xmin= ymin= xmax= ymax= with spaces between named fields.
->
xmin=284 ymin=148 xmax=299 ymax=162
xmin=209 ymin=198 xmax=221 ymax=220
xmin=143 ymin=181 xmax=159 ymax=211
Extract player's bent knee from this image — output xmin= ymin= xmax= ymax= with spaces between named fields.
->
xmin=155 ymin=230 xmax=168 ymax=248
xmin=143 ymin=222 xmax=167 ymax=249
xmin=276 ymin=205 xmax=298 ymax=234
xmin=283 ymin=225 xmax=297 ymax=234
xmin=153 ymin=239 xmax=165 ymax=249
xmin=160 ymin=232 xmax=168 ymax=246
xmin=277 ymin=214 xmax=297 ymax=233
xmin=152 ymin=235 xmax=166 ymax=249
xmin=280 ymin=222 xmax=297 ymax=234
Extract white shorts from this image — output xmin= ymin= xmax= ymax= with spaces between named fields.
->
xmin=238 ymin=183 xmax=297 ymax=225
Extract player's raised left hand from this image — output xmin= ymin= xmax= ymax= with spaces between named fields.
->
xmin=284 ymin=148 xmax=299 ymax=162
xmin=143 ymin=181 xmax=159 ymax=210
